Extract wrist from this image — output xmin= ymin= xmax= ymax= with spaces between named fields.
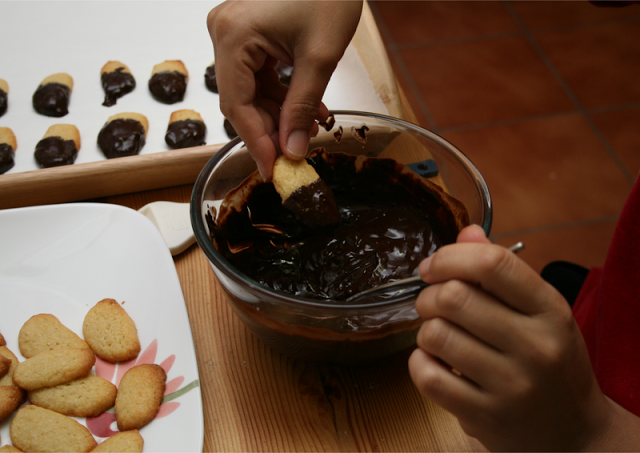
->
xmin=577 ymin=397 xmax=640 ymax=451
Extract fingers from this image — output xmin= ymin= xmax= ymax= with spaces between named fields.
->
xmin=278 ymin=58 xmax=336 ymax=160
xmin=417 ymin=279 xmax=530 ymax=354
xmin=422 ymin=241 xmax=560 ymax=315
xmin=408 ymin=348 xmax=487 ymax=422
xmin=416 ymin=315 xmax=512 ymax=392
xmin=456 ymin=224 xmax=492 ymax=245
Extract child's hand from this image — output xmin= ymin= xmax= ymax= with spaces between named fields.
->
xmin=207 ymin=0 xmax=363 ymax=180
xmin=408 ymin=225 xmax=615 ymax=451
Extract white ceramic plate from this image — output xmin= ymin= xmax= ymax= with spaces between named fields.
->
xmin=0 ymin=203 xmax=203 ymax=452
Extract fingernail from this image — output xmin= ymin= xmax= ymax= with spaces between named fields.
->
xmin=286 ymin=129 xmax=308 ymax=157
xmin=419 ymin=255 xmax=432 ymax=278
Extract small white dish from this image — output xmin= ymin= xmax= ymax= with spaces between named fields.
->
xmin=0 ymin=203 xmax=203 ymax=452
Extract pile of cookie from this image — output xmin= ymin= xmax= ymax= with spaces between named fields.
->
xmin=0 ymin=299 xmax=166 ymax=452
xmin=0 ymin=59 xmax=241 ymax=175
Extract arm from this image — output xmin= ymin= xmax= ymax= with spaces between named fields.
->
xmin=207 ymin=0 xmax=363 ymax=180
xmin=408 ymin=225 xmax=640 ymax=451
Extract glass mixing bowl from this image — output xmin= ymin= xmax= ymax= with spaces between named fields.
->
xmin=191 ymin=111 xmax=492 ymax=363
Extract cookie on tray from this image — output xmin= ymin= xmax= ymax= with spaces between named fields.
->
xmin=115 ymin=364 xmax=166 ymax=432
xmin=83 ymin=298 xmax=140 ymax=363
xmin=12 ymin=347 xmax=95 ymax=391
xmin=32 ymin=72 xmax=73 ymax=117
xmin=0 ymin=127 xmax=16 ymax=175
xmin=148 ymin=60 xmax=188 ymax=104
xmin=19 ymin=313 xmax=90 ymax=358
xmin=34 ymin=124 xmax=81 ymax=168
xmin=97 ymin=112 xmax=148 ymax=159
xmin=101 ymin=60 xmax=136 ymax=107
xmin=92 ymin=429 xmax=144 ymax=452
xmin=28 ymin=374 xmax=117 ymax=418
xmin=165 ymin=109 xmax=207 ymax=149
xmin=223 ymin=118 xmax=237 ymax=139
xmin=10 ymin=405 xmax=97 ymax=453
xmin=204 ymin=61 xmax=217 ymax=93
xmin=0 ymin=78 xmax=8 ymax=117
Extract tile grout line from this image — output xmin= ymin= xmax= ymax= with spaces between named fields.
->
xmin=489 ymin=214 xmax=621 ymax=241
xmin=502 ymin=0 xmax=636 ymax=185
xmin=367 ymin=1 xmax=441 ymax=134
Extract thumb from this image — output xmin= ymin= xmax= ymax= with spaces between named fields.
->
xmin=418 ymin=225 xmax=490 ymax=279
xmin=456 ymin=224 xmax=491 ymax=245
xmin=278 ymin=59 xmax=335 ymax=160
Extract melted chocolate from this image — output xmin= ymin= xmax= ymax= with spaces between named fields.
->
xmin=165 ymin=119 xmax=206 ymax=149
xmin=102 ymin=68 xmax=136 ymax=106
xmin=224 ymin=118 xmax=237 ymax=139
xmin=148 ymin=71 xmax=187 ymax=104
xmin=34 ymin=137 xmax=77 ymax=168
xmin=204 ymin=64 xmax=218 ymax=93
xmin=282 ymin=178 xmax=340 ymax=229
xmin=0 ymin=143 xmax=15 ymax=174
xmin=32 ymin=83 xmax=70 ymax=117
xmin=97 ymin=119 xmax=146 ymax=159
xmin=210 ymin=151 xmax=467 ymax=302
xmin=0 ymin=89 xmax=7 ymax=117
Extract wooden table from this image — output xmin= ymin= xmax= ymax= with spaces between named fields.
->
xmin=96 ymin=84 xmax=484 ymax=452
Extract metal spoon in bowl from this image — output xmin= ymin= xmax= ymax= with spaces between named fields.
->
xmin=344 ymin=241 xmax=525 ymax=304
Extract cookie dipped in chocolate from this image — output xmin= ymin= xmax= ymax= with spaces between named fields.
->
xmin=102 ymin=68 xmax=136 ymax=107
xmin=0 ymin=89 xmax=7 ymax=117
xmin=223 ymin=118 xmax=237 ymax=139
xmin=149 ymin=71 xmax=187 ymax=104
xmin=204 ymin=63 xmax=218 ymax=93
xmin=211 ymin=149 xmax=469 ymax=302
xmin=0 ymin=143 xmax=14 ymax=174
xmin=33 ymin=83 xmax=70 ymax=117
xmin=165 ymin=119 xmax=206 ymax=149
xmin=98 ymin=117 xmax=146 ymax=159
xmin=34 ymin=137 xmax=77 ymax=168
xmin=272 ymin=155 xmax=340 ymax=229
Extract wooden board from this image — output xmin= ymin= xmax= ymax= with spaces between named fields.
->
xmin=0 ymin=1 xmax=401 ymax=211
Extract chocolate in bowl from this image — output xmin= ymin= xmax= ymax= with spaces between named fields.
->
xmin=192 ymin=111 xmax=492 ymax=363
xmin=210 ymin=149 xmax=469 ymax=302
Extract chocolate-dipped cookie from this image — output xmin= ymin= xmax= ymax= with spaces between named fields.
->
xmin=148 ymin=60 xmax=188 ymax=104
xmin=32 ymin=73 xmax=73 ymax=117
xmin=0 ymin=127 xmax=17 ymax=174
xmin=34 ymin=124 xmax=81 ymax=168
xmin=0 ymin=78 xmax=8 ymax=117
xmin=204 ymin=61 xmax=218 ymax=93
xmin=223 ymin=118 xmax=237 ymax=139
xmin=97 ymin=112 xmax=148 ymax=159
xmin=165 ymin=109 xmax=206 ymax=149
xmin=272 ymin=155 xmax=340 ymax=229
xmin=101 ymin=61 xmax=136 ymax=107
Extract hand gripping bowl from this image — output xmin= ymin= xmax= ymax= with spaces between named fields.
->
xmin=191 ymin=111 xmax=492 ymax=363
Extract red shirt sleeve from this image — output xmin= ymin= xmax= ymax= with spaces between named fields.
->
xmin=573 ymin=177 xmax=640 ymax=415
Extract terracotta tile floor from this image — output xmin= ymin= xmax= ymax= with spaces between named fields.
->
xmin=369 ymin=0 xmax=640 ymax=272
